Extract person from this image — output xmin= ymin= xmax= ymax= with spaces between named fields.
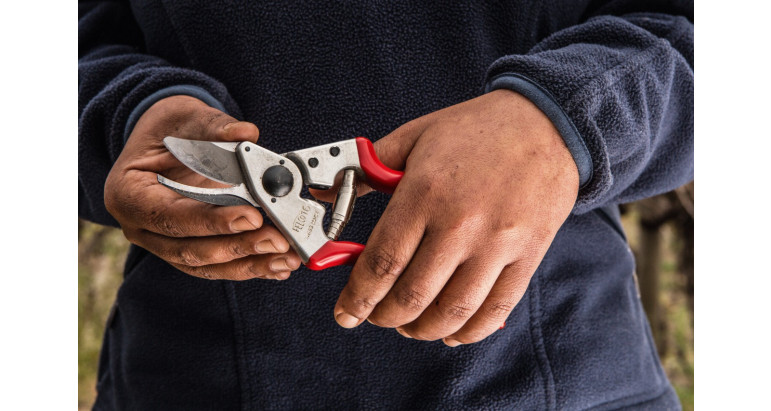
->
xmin=79 ymin=0 xmax=693 ymax=409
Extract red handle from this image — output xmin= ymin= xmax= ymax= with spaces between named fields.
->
xmin=355 ymin=137 xmax=403 ymax=194
xmin=306 ymin=241 xmax=365 ymax=271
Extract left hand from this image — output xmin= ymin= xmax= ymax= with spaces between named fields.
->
xmin=329 ymin=89 xmax=579 ymax=346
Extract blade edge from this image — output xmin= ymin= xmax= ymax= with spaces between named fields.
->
xmin=163 ymin=136 xmax=244 ymax=185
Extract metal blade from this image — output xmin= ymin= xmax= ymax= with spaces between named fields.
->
xmin=157 ymin=175 xmax=259 ymax=207
xmin=163 ymin=136 xmax=244 ymax=185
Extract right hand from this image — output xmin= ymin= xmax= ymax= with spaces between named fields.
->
xmin=105 ymin=95 xmax=301 ymax=280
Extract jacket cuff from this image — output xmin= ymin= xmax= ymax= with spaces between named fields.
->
xmin=485 ymin=73 xmax=592 ymax=188
xmin=123 ymin=84 xmax=228 ymax=142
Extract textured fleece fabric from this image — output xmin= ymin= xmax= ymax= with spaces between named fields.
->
xmin=79 ymin=1 xmax=693 ymax=410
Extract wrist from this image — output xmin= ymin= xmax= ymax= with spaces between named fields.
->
xmin=489 ymin=89 xmax=580 ymax=195
xmin=485 ymin=73 xmax=592 ymax=189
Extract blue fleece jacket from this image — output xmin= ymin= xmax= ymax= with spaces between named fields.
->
xmin=79 ymin=1 xmax=693 ymax=409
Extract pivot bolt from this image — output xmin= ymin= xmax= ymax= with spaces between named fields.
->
xmin=262 ymin=165 xmax=293 ymax=197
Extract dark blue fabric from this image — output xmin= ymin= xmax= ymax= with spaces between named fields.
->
xmin=79 ymin=1 xmax=693 ymax=409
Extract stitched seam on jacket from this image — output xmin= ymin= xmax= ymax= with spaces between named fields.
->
xmin=224 ymin=283 xmax=251 ymax=410
xmin=528 ymin=273 xmax=557 ymax=410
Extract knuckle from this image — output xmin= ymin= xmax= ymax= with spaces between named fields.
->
xmin=364 ymin=249 xmax=406 ymax=283
xmin=176 ymin=246 xmax=203 ymax=267
xmin=227 ymin=241 xmax=249 ymax=259
xmin=352 ymin=296 xmax=377 ymax=312
xmin=189 ymin=265 xmax=217 ymax=280
xmin=149 ymin=210 xmax=184 ymax=237
xmin=393 ymin=286 xmax=431 ymax=311
xmin=487 ymin=215 xmax=520 ymax=236
xmin=344 ymin=293 xmax=379 ymax=316
xmin=485 ymin=299 xmax=515 ymax=318
xmin=203 ymin=216 xmax=221 ymax=234
xmin=441 ymin=216 xmax=481 ymax=241
xmin=438 ymin=299 xmax=476 ymax=321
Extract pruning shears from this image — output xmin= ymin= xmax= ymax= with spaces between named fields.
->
xmin=157 ymin=136 xmax=403 ymax=270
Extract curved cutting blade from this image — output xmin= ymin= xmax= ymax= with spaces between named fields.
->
xmin=163 ymin=136 xmax=244 ymax=185
xmin=157 ymin=175 xmax=258 ymax=207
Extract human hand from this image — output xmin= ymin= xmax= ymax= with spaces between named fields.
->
xmin=331 ymin=89 xmax=579 ymax=346
xmin=105 ymin=95 xmax=301 ymax=280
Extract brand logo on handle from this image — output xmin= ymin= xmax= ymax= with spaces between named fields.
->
xmin=292 ymin=205 xmax=311 ymax=233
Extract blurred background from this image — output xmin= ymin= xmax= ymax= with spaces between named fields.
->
xmin=78 ymin=182 xmax=694 ymax=410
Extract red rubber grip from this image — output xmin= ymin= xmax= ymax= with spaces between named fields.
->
xmin=306 ymin=241 xmax=365 ymax=271
xmin=355 ymin=137 xmax=403 ymax=194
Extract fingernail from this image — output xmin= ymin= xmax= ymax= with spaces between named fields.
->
xmin=269 ymin=257 xmax=290 ymax=272
xmin=232 ymin=216 xmax=257 ymax=232
xmin=223 ymin=122 xmax=238 ymax=130
xmin=395 ymin=327 xmax=412 ymax=339
xmin=499 ymin=321 xmax=507 ymax=330
xmin=285 ymin=256 xmax=301 ymax=270
xmin=255 ymin=240 xmax=278 ymax=253
xmin=443 ymin=338 xmax=462 ymax=347
xmin=335 ymin=312 xmax=361 ymax=328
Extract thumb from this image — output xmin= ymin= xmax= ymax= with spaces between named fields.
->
xmin=369 ymin=117 xmax=428 ymax=172
xmin=204 ymin=112 xmax=260 ymax=144
xmin=153 ymin=95 xmax=259 ymax=144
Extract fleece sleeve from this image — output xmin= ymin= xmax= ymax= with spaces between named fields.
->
xmin=485 ymin=2 xmax=693 ymax=214
xmin=78 ymin=0 xmax=240 ymax=226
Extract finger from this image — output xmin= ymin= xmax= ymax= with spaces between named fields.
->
xmin=128 ymin=225 xmax=291 ymax=267
xmin=441 ymin=260 xmax=535 ymax=347
xmin=365 ymin=230 xmax=466 ymax=330
xmin=333 ymin=182 xmax=428 ymax=328
xmin=115 ymin=171 xmax=264 ymax=237
xmin=174 ymin=251 xmax=302 ymax=281
xmin=397 ymin=257 xmax=504 ymax=341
